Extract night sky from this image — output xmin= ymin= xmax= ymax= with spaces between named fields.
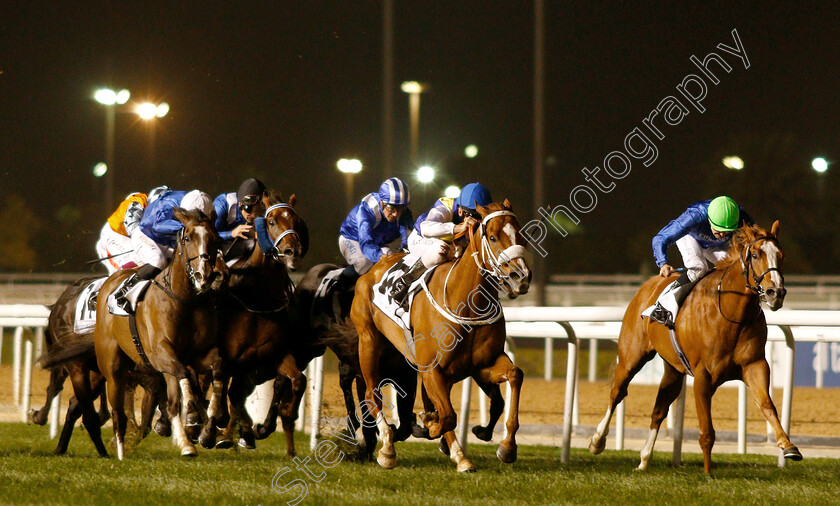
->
xmin=1 ymin=2 xmax=838 ymax=273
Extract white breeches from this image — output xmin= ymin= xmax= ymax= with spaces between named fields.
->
xmin=95 ymin=224 xmax=139 ymax=274
xmin=132 ymin=230 xmax=173 ymax=270
xmin=406 ymin=230 xmax=452 ymax=269
xmin=339 ymin=235 xmax=401 ymax=276
xmin=675 ymin=235 xmax=729 ymax=283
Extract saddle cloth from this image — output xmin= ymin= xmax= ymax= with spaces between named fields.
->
xmin=314 ymin=267 xmax=344 ymax=300
xmin=371 ymin=254 xmax=436 ymax=356
xmin=106 ymin=277 xmax=151 ymax=317
xmin=72 ymin=277 xmax=107 ymax=334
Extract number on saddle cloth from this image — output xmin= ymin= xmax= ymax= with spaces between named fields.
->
xmin=73 ymin=277 xmax=108 ymax=334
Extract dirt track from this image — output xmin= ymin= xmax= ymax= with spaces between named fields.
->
xmin=4 ymin=364 xmax=839 ymax=439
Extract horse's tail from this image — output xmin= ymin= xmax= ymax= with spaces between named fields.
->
xmin=313 ymin=317 xmax=359 ymax=364
xmin=39 ymin=333 xmax=95 ymax=370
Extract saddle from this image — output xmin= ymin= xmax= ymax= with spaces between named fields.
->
xmin=106 ymin=277 xmax=151 ymax=317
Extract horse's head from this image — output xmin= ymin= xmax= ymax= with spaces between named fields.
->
xmin=259 ymin=193 xmax=309 ymax=271
xmin=728 ymin=220 xmax=786 ymax=310
xmin=473 ymin=199 xmax=532 ymax=299
xmin=173 ymin=207 xmax=221 ymax=294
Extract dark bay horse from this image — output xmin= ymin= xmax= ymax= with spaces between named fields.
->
xmin=589 ymin=221 xmax=801 ymax=473
xmin=95 ymin=208 xmax=226 ymax=459
xmin=351 ymin=200 xmax=532 ymax=472
xmin=38 ymin=277 xmax=168 ymax=457
xmin=210 ymin=194 xmax=314 ymax=455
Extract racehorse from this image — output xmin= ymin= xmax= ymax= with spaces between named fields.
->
xmin=94 ymin=207 xmax=227 ymax=459
xmin=209 ymin=193 xmax=314 ymax=455
xmin=38 ymin=276 xmax=168 ymax=457
xmin=589 ymin=220 xmax=801 ymax=473
xmin=289 ymin=263 xmax=428 ymax=460
xmin=351 ymin=200 xmax=531 ymax=472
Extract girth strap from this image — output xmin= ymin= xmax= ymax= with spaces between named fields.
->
xmin=668 ymin=328 xmax=694 ymax=377
xmin=128 ymin=312 xmax=153 ymax=367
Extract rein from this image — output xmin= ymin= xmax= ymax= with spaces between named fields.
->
xmin=420 ymin=210 xmax=524 ymax=326
xmin=716 ymin=235 xmax=781 ymax=325
xmin=151 ymin=221 xmax=214 ymax=306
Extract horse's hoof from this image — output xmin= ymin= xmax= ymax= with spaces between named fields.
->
xmin=184 ymin=424 xmax=201 ymax=443
xmin=254 ymin=424 xmax=273 ymax=440
xmin=438 ymin=439 xmax=450 ymax=456
xmin=154 ymin=420 xmax=172 ymax=438
xmin=496 ymin=443 xmax=517 ymax=463
xmin=377 ymin=450 xmax=397 ymax=469
xmin=784 ymin=446 xmax=803 ymax=461
xmin=181 ymin=446 xmax=198 ymax=457
xmin=393 ymin=427 xmax=412 ymax=442
xmin=471 ymin=425 xmax=493 ymax=442
xmin=457 ymin=460 xmax=476 ymax=473
xmin=215 ymin=438 xmax=234 ymax=450
xmin=29 ymin=409 xmax=47 ymax=426
xmin=238 ymin=437 xmax=256 ymax=450
xmin=588 ymin=436 xmax=606 ymax=455
xmin=198 ymin=425 xmax=217 ymax=449
xmin=412 ymin=422 xmax=431 ymax=440
xmin=216 ymin=415 xmax=230 ymax=429
xmin=185 ymin=412 xmax=202 ymax=427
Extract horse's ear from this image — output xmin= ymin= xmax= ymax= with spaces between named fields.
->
xmin=476 ymin=203 xmax=489 ymax=217
xmin=503 ymin=198 xmax=512 ymax=210
xmin=209 ymin=208 xmax=217 ymax=223
xmin=173 ymin=206 xmax=190 ymax=224
xmin=771 ymin=219 xmax=780 ymax=238
xmin=289 ymin=194 xmax=297 ymax=207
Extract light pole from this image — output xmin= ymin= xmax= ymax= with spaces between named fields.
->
xmin=416 ymin=165 xmax=435 ymax=205
xmin=812 ymin=157 xmax=829 ymax=200
xmin=93 ymin=89 xmax=169 ymax=214
xmin=337 ymin=158 xmax=363 ymax=210
xmin=401 ymin=81 xmax=428 ymax=165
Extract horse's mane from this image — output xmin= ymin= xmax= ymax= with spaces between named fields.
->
xmin=715 ymin=223 xmax=770 ymax=269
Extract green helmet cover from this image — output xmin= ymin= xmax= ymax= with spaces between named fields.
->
xmin=708 ymin=196 xmax=740 ymax=232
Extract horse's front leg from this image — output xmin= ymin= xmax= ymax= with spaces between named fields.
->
xmin=742 ymin=360 xmax=802 ymax=461
xmin=476 ymin=353 xmax=522 ymax=464
xmin=276 ymin=353 xmax=306 ymax=457
xmin=638 ymin=362 xmax=684 ymax=471
xmin=357 ymin=325 xmax=394 ymax=469
xmin=692 ymin=370 xmax=717 ymax=474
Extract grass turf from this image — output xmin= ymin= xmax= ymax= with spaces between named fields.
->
xmin=0 ymin=423 xmax=837 ymax=505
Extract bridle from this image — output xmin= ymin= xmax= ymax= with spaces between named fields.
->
xmin=258 ymin=203 xmax=302 ymax=262
xmin=740 ymin=236 xmax=784 ymax=297
xmin=176 ymin=221 xmax=213 ymax=288
xmin=717 ymin=235 xmax=783 ymax=324
xmin=421 ymin=210 xmax=527 ymax=326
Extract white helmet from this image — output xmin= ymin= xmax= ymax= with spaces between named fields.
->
xmin=180 ymin=190 xmax=214 ymax=217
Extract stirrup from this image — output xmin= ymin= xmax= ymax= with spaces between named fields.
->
xmin=649 ymin=303 xmax=674 ymax=329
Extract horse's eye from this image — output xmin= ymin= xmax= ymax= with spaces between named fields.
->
xmin=269 ymin=220 xmax=275 ymax=226
xmin=752 ymin=253 xmax=758 ymax=259
xmin=490 ymin=236 xmax=497 ymax=242
xmin=184 ymin=237 xmax=190 ymax=242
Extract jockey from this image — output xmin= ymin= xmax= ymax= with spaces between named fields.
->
xmin=213 ymin=177 xmax=267 ymax=241
xmin=113 ymin=189 xmax=215 ymax=311
xmin=643 ymin=195 xmax=753 ymax=328
xmin=335 ymin=177 xmax=413 ymax=290
xmin=391 ymin=182 xmax=492 ymax=309
xmin=95 ymin=186 xmax=169 ymax=274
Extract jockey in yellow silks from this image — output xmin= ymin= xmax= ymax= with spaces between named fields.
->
xmin=95 ymin=186 xmax=169 ymax=273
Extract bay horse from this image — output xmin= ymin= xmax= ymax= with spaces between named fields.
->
xmin=37 ymin=276 xmax=168 ymax=457
xmin=94 ymin=207 xmax=226 ymax=459
xmin=351 ymin=200 xmax=531 ymax=472
xmin=209 ymin=193 xmax=314 ymax=455
xmin=289 ymin=263 xmax=429 ymax=460
xmin=589 ymin=220 xmax=801 ymax=473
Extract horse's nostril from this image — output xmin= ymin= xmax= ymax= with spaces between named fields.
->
xmin=766 ymin=288 xmax=776 ymax=297
xmin=510 ymin=272 xmax=521 ymax=281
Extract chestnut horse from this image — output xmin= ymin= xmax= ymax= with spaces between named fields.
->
xmin=95 ymin=208 xmax=226 ymax=459
xmin=351 ymin=200 xmax=531 ymax=472
xmin=210 ymin=194 xmax=313 ymax=454
xmin=38 ymin=277 xmax=169 ymax=457
xmin=589 ymin=221 xmax=801 ymax=473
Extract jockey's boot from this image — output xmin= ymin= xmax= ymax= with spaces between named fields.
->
xmin=114 ymin=264 xmax=161 ymax=313
xmin=391 ymin=259 xmax=426 ymax=311
xmin=646 ymin=272 xmax=694 ymax=329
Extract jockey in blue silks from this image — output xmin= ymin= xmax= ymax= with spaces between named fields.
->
xmin=335 ymin=177 xmax=413 ymax=290
xmin=113 ymin=189 xmax=215 ymax=311
xmin=642 ymin=196 xmax=753 ymax=328
xmin=213 ymin=177 xmax=267 ymax=242
xmin=391 ymin=182 xmax=492 ymax=308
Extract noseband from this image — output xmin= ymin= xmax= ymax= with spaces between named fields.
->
xmin=740 ymin=236 xmax=784 ymax=297
xmin=257 ymin=203 xmax=301 ymax=262
xmin=177 ymin=223 xmax=213 ymax=287
xmin=471 ymin=210 xmax=528 ymax=282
